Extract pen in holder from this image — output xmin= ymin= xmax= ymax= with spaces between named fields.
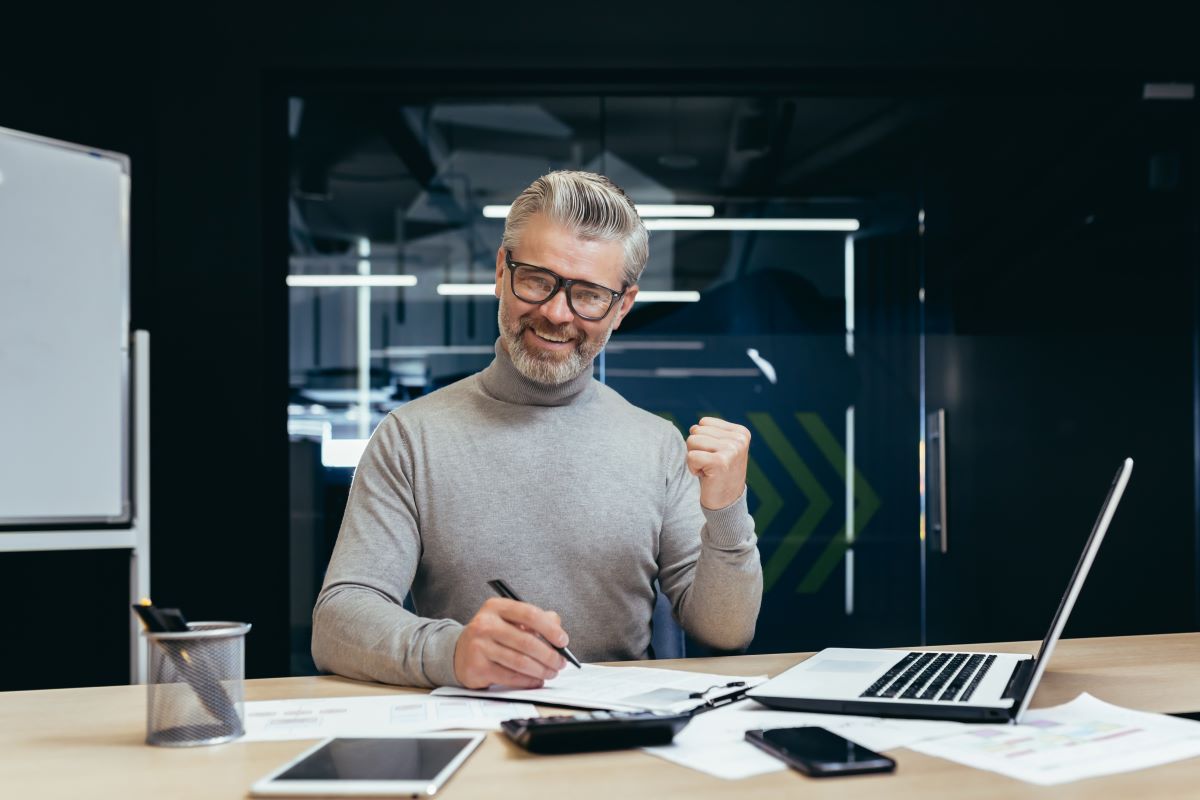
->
xmin=142 ymin=621 xmax=251 ymax=746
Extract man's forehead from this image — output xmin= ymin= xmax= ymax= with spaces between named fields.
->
xmin=514 ymin=216 xmax=626 ymax=284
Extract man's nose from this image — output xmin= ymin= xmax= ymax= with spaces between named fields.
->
xmin=540 ymin=289 xmax=575 ymax=325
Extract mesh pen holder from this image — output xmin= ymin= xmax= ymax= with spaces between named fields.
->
xmin=143 ymin=621 xmax=251 ymax=747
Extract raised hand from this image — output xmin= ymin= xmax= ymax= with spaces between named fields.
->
xmin=686 ymin=416 xmax=752 ymax=510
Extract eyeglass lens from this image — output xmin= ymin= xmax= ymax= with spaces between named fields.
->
xmin=511 ymin=265 xmax=614 ymax=319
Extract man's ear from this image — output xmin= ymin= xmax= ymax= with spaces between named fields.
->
xmin=611 ymin=285 xmax=638 ymax=330
xmin=494 ymin=247 xmax=506 ymax=300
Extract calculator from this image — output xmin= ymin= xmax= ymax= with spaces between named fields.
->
xmin=500 ymin=709 xmax=693 ymax=754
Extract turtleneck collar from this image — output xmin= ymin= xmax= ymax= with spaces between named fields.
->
xmin=477 ymin=339 xmax=598 ymax=407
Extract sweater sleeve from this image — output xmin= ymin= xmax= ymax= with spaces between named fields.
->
xmin=655 ymin=430 xmax=763 ymax=650
xmin=311 ymin=415 xmax=463 ymax=688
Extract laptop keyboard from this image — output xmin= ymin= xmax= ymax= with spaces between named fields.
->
xmin=859 ymin=652 xmax=998 ymax=702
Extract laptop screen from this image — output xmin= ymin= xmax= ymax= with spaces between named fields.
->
xmin=1015 ymin=458 xmax=1133 ymax=721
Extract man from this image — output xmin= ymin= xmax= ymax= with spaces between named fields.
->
xmin=312 ymin=170 xmax=762 ymax=689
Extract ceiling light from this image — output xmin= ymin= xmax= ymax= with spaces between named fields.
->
xmin=436 ymin=284 xmax=701 ymax=302
xmin=644 ymin=219 xmax=859 ymax=232
xmin=437 ymin=284 xmax=497 ymax=296
xmin=634 ymin=205 xmax=713 ymax=217
xmin=287 ymin=275 xmax=418 ymax=287
xmin=483 ymin=204 xmax=715 ymax=219
xmin=634 ymin=291 xmax=700 ymax=302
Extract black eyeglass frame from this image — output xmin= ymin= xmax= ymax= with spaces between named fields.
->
xmin=504 ymin=250 xmax=627 ymax=321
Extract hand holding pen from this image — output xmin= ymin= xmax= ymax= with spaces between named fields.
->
xmin=487 ymin=580 xmax=582 ymax=669
xmin=451 ymin=580 xmax=581 ymax=690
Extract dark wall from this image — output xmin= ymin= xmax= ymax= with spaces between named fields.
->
xmin=2 ymin=4 xmax=1197 ymax=686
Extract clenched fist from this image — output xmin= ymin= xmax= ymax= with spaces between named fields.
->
xmin=452 ymin=597 xmax=569 ymax=689
xmin=686 ymin=416 xmax=751 ymax=510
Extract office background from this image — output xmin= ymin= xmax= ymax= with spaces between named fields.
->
xmin=1 ymin=2 xmax=1197 ymax=689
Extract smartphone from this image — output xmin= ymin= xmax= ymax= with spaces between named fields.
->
xmin=745 ymin=727 xmax=896 ymax=777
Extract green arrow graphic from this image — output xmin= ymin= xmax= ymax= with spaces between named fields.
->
xmin=748 ymin=412 xmax=832 ymax=592
xmin=744 ymin=456 xmax=781 ymax=540
xmin=794 ymin=412 xmax=881 ymax=593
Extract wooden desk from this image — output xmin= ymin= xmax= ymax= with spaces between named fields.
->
xmin=3 ymin=634 xmax=1199 ymax=799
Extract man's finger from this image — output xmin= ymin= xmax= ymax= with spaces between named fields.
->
xmin=698 ymin=416 xmax=741 ymax=431
xmin=687 ymin=433 xmax=729 ymax=453
xmin=690 ymin=424 xmax=748 ymax=444
xmin=485 ymin=639 xmax=561 ymax=681
xmin=687 ymin=449 xmax=721 ymax=475
xmin=495 ymin=600 xmax=569 ymax=648
xmin=479 ymin=655 xmax=546 ymax=689
xmin=490 ymin=621 xmax=566 ymax=672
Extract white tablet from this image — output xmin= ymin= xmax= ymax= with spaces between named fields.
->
xmin=250 ymin=734 xmax=486 ymax=797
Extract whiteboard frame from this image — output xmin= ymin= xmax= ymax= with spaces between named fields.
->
xmin=0 ymin=125 xmax=133 ymax=527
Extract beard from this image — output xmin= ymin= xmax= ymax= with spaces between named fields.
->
xmin=497 ymin=299 xmax=615 ymax=385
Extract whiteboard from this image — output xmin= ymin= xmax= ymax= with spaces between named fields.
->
xmin=0 ymin=127 xmax=131 ymax=526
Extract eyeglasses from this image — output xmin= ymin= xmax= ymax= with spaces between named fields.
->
xmin=505 ymin=250 xmax=626 ymax=321
xmin=687 ymin=680 xmax=746 ymax=701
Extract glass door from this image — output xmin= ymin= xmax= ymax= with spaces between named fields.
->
xmin=921 ymin=89 xmax=1198 ymax=645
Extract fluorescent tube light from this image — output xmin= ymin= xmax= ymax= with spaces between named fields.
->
xmin=605 ymin=368 xmax=761 ymax=378
xmin=287 ymin=275 xmax=418 ymax=287
xmin=374 ymin=345 xmax=497 ymax=357
xmin=437 ymin=283 xmax=498 ymax=296
xmin=634 ymin=291 xmax=700 ymax=302
xmin=436 ymin=284 xmax=700 ymax=302
xmin=483 ymin=204 xmax=715 ymax=219
xmin=634 ymin=204 xmax=714 ymax=217
xmin=644 ymin=218 xmax=859 ymax=232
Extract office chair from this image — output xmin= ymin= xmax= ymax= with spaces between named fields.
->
xmin=649 ymin=581 xmax=685 ymax=660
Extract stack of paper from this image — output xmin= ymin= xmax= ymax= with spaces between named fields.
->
xmin=241 ymin=695 xmax=539 ymax=742
xmin=433 ymin=663 xmax=766 ymax=713
xmin=909 ymin=693 xmax=1200 ymax=785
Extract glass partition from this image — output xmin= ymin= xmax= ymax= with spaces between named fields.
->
xmin=287 ymin=93 xmax=928 ymax=671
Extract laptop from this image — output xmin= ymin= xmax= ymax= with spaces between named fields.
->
xmin=747 ymin=457 xmax=1133 ymax=723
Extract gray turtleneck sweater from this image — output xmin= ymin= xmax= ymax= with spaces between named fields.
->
xmin=311 ymin=341 xmax=763 ymax=688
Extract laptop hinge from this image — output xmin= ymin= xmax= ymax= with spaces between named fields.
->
xmin=1002 ymin=658 xmax=1037 ymax=700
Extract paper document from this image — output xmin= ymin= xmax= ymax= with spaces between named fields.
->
xmin=643 ymin=699 xmax=968 ymax=780
xmin=241 ymin=694 xmax=538 ymax=742
xmin=432 ymin=664 xmax=766 ymax=713
xmin=909 ymin=693 xmax=1200 ymax=785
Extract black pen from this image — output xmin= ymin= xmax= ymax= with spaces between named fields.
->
xmin=132 ymin=600 xmax=241 ymax=728
xmin=487 ymin=579 xmax=582 ymax=669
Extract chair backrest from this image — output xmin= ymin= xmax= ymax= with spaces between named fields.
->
xmin=649 ymin=581 xmax=685 ymax=660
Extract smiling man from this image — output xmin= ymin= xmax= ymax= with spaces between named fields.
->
xmin=312 ymin=171 xmax=763 ymax=689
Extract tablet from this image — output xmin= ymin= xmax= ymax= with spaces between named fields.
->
xmin=250 ymin=734 xmax=485 ymax=797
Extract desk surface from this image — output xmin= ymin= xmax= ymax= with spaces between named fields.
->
xmin=4 ymin=633 xmax=1199 ymax=799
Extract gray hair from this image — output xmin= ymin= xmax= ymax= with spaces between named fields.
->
xmin=501 ymin=170 xmax=649 ymax=287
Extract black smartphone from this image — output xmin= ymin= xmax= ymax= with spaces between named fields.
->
xmin=745 ymin=727 xmax=896 ymax=777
